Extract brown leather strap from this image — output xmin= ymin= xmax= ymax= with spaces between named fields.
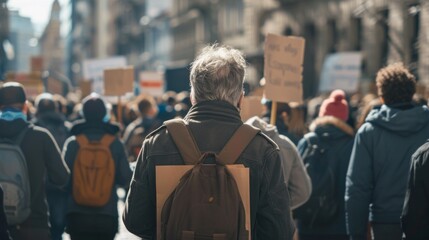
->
xmin=99 ymin=134 xmax=115 ymax=147
xmin=182 ymin=230 xmax=195 ymax=240
xmin=165 ymin=119 xmax=201 ymax=165
xmin=217 ymin=124 xmax=259 ymax=165
xmin=76 ymin=134 xmax=89 ymax=146
xmin=213 ymin=233 xmax=227 ymax=240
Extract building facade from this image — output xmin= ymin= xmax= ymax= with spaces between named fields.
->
xmin=7 ymin=10 xmax=39 ymax=73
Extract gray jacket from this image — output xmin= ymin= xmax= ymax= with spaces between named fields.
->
xmin=246 ymin=116 xmax=311 ymax=209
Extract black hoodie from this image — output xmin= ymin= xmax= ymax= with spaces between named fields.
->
xmin=0 ymin=119 xmax=70 ymax=228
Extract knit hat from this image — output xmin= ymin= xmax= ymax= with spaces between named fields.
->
xmin=82 ymin=92 xmax=107 ymax=123
xmin=319 ymin=89 xmax=349 ymax=121
xmin=0 ymin=82 xmax=26 ymax=107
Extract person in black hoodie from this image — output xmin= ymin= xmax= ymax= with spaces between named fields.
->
xmin=0 ymin=82 xmax=70 ymax=240
xmin=0 ymin=185 xmax=12 ymax=240
xmin=62 ymin=93 xmax=132 ymax=240
xmin=32 ymin=93 xmax=71 ymax=240
xmin=402 ymin=141 xmax=429 ymax=239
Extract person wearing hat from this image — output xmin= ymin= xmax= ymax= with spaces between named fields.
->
xmin=62 ymin=92 xmax=132 ymax=240
xmin=295 ymin=89 xmax=354 ymax=240
xmin=32 ymin=93 xmax=72 ymax=240
xmin=0 ymin=82 xmax=70 ymax=240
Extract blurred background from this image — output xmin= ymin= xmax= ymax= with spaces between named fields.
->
xmin=0 ymin=0 xmax=426 ymax=100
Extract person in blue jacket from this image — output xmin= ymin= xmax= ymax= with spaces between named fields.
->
xmin=345 ymin=63 xmax=429 ymax=240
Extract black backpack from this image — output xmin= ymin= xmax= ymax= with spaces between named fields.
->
xmin=293 ymin=132 xmax=339 ymax=227
xmin=161 ymin=119 xmax=258 ymax=240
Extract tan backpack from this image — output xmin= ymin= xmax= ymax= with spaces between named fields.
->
xmin=161 ymin=119 xmax=258 ymax=240
xmin=73 ymin=134 xmax=116 ymax=207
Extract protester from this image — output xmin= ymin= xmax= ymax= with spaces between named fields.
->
xmin=294 ymin=89 xmax=354 ymax=240
xmin=62 ymin=93 xmax=132 ymax=240
xmin=33 ymin=93 xmax=71 ymax=240
xmin=345 ymin=63 xmax=429 ymax=240
xmin=402 ymin=143 xmax=429 ymax=239
xmin=0 ymin=185 xmax=12 ymax=240
xmin=122 ymin=94 xmax=162 ymax=162
xmin=123 ymin=44 xmax=295 ymax=239
xmin=246 ymin=116 xmax=311 ymax=209
xmin=0 ymin=82 xmax=70 ymax=240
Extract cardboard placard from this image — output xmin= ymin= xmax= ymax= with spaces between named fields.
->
xmin=79 ymin=80 xmax=92 ymax=99
xmin=319 ymin=52 xmax=362 ymax=93
xmin=156 ymin=165 xmax=251 ymax=240
xmin=30 ymin=56 xmax=43 ymax=72
xmin=82 ymin=56 xmax=127 ymax=94
xmin=103 ymin=66 xmax=134 ymax=96
xmin=240 ymin=96 xmax=263 ymax=121
xmin=264 ymin=34 xmax=305 ymax=103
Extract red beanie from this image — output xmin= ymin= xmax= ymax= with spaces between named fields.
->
xmin=319 ymin=89 xmax=349 ymax=121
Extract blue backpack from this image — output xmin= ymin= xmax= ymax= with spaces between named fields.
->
xmin=0 ymin=128 xmax=31 ymax=225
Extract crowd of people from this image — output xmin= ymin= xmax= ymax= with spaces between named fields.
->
xmin=0 ymin=45 xmax=428 ymax=240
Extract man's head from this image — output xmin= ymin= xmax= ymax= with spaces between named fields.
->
xmin=82 ymin=92 xmax=108 ymax=123
xmin=376 ymin=63 xmax=416 ymax=105
xmin=190 ymin=44 xmax=246 ymax=107
xmin=35 ymin=93 xmax=58 ymax=115
xmin=0 ymin=82 xmax=27 ymax=111
xmin=136 ymin=94 xmax=158 ymax=117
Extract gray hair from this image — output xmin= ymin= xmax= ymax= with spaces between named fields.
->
xmin=190 ymin=44 xmax=246 ymax=106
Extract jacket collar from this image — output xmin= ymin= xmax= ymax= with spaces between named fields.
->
xmin=184 ymin=100 xmax=242 ymax=123
xmin=70 ymin=119 xmax=120 ymax=135
xmin=310 ymin=116 xmax=354 ymax=136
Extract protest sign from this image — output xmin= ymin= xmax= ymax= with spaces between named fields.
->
xmin=139 ymin=71 xmax=165 ymax=97
xmin=79 ymin=80 xmax=92 ymax=99
xmin=264 ymin=34 xmax=305 ymax=104
xmin=30 ymin=56 xmax=43 ymax=72
xmin=156 ymin=165 xmax=250 ymax=240
xmin=319 ymin=52 xmax=362 ymax=93
xmin=82 ymin=56 xmax=127 ymax=94
xmin=103 ymin=66 xmax=134 ymax=96
xmin=240 ymin=96 xmax=264 ymax=121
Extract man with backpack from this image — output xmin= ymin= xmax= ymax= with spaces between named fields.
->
xmin=123 ymin=45 xmax=295 ymax=240
xmin=294 ymin=89 xmax=354 ymax=240
xmin=0 ymin=82 xmax=70 ymax=240
xmin=345 ymin=63 xmax=429 ymax=240
xmin=33 ymin=92 xmax=71 ymax=240
xmin=62 ymin=93 xmax=132 ymax=240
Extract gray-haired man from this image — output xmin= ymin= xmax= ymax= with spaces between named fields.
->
xmin=123 ymin=45 xmax=295 ymax=239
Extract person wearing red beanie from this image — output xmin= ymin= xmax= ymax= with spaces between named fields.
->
xmin=295 ymin=89 xmax=354 ymax=240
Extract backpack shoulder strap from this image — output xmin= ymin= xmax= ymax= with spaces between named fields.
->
xmin=14 ymin=127 xmax=29 ymax=145
xmin=99 ymin=134 xmax=116 ymax=147
xmin=217 ymin=124 xmax=259 ymax=165
xmin=165 ymin=119 xmax=201 ymax=165
xmin=76 ymin=134 xmax=89 ymax=146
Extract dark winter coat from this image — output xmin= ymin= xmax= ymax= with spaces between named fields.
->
xmin=123 ymin=100 xmax=295 ymax=240
xmin=296 ymin=116 xmax=354 ymax=235
xmin=62 ymin=120 xmax=132 ymax=218
xmin=345 ymin=104 xmax=429 ymax=239
xmin=402 ymin=141 xmax=429 ymax=240
xmin=0 ymin=119 xmax=70 ymax=229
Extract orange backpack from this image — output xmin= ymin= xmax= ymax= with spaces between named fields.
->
xmin=73 ymin=134 xmax=116 ymax=207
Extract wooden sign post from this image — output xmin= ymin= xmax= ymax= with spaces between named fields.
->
xmin=264 ymin=34 xmax=305 ymax=125
xmin=103 ymin=66 xmax=134 ymax=124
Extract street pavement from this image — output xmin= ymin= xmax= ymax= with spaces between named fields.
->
xmin=62 ymin=189 xmax=141 ymax=240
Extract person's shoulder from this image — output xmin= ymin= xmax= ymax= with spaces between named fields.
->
xmin=251 ymin=131 xmax=279 ymax=151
